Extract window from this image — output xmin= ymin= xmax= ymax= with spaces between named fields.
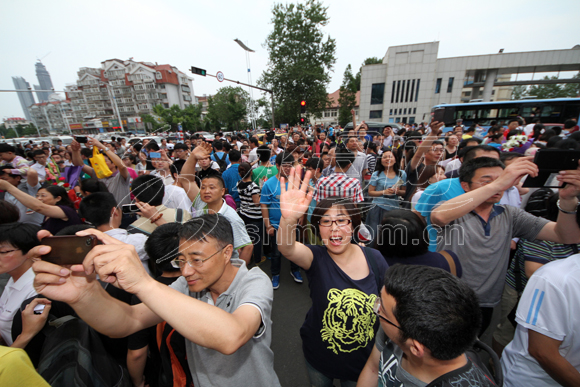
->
xmin=413 ymin=108 xmax=417 ymax=114
xmin=410 ymin=79 xmax=415 ymax=101
xmin=395 ymin=117 xmax=401 ymax=123
xmin=405 ymin=80 xmax=411 ymax=102
xmin=156 ymin=72 xmax=162 ymax=79
xmin=331 ymin=110 xmax=338 ymax=117
xmin=163 ymin=103 xmax=169 ymax=108
xmin=403 ymin=108 xmax=407 ymax=115
xmin=389 ymin=118 xmax=394 ymax=123
xmin=400 ymin=81 xmax=405 ymax=103
xmin=415 ymin=79 xmax=420 ymax=102
xmin=391 ymin=82 xmax=396 ymax=103
xmin=389 ymin=109 xmax=393 ymax=116
xmin=435 ymin=78 xmax=442 ymax=94
xmin=447 ymin=77 xmax=454 ymax=93
xmin=409 ymin=117 xmax=415 ymax=124
xmin=396 ymin=81 xmax=401 ymax=103
xmin=402 ymin=117 xmax=407 ymax=123
xmin=369 ymin=110 xmax=383 ymax=119
xmin=371 ymin=83 xmax=385 ymax=105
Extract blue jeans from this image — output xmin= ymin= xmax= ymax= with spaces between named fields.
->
xmin=267 ymin=229 xmax=299 ymax=276
xmin=305 ymin=360 xmax=357 ymax=387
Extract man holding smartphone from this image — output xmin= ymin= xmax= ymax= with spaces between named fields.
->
xmin=31 ymin=215 xmax=281 ymax=386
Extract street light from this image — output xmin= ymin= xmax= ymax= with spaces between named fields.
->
xmin=234 ymin=39 xmax=257 ymax=130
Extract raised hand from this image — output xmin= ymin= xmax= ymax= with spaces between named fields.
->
xmin=280 ymin=165 xmax=313 ymax=223
xmin=429 ymin=121 xmax=445 ymax=137
xmin=558 ymin=159 xmax=580 ymax=201
xmin=191 ymin=141 xmax=212 ymax=160
xmin=492 ymin=157 xmax=538 ymax=193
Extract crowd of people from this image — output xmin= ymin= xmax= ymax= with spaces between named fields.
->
xmin=0 ymin=115 xmax=579 ymax=386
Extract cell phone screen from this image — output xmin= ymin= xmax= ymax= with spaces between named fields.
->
xmin=76 ymin=136 xmax=88 ymax=144
xmin=150 ymin=152 xmax=161 ymax=158
xmin=122 ymin=204 xmax=140 ymax=214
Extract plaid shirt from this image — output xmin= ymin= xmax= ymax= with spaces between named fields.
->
xmin=313 ymin=172 xmax=364 ymax=203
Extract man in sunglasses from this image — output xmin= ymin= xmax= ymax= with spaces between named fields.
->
xmin=31 ymin=214 xmax=281 ymax=386
xmin=358 ymin=265 xmax=495 ymax=386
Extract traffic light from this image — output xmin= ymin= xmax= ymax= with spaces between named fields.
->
xmin=300 ymin=100 xmax=306 ymax=114
xmin=300 ymin=117 xmax=305 ymax=123
xmin=190 ymin=66 xmax=207 ymax=76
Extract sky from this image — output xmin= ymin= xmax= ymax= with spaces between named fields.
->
xmin=1 ymin=0 xmax=579 ymax=121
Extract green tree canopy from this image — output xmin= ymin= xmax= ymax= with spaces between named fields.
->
xmin=148 ymin=103 xmax=203 ymax=133
xmin=259 ymin=0 xmax=336 ymax=126
xmin=206 ymin=86 xmax=249 ymax=131
xmin=354 ymin=57 xmax=382 ymax=91
xmin=513 ymin=72 xmax=580 ymax=100
xmin=338 ymin=64 xmax=357 ymax=127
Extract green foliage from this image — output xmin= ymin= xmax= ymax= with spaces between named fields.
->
xmin=354 ymin=57 xmax=382 ymax=91
xmin=255 ymin=97 xmax=273 ymax=128
xmin=148 ymin=103 xmax=203 ymax=133
xmin=0 ymin=124 xmax=17 ymax=139
xmin=259 ymin=0 xmax=336 ymax=126
xmin=140 ymin=113 xmax=163 ymax=133
xmin=511 ymin=85 xmax=528 ymax=100
xmin=338 ymin=64 xmax=357 ymax=127
xmin=515 ymin=72 xmax=580 ymax=100
xmin=206 ymin=86 xmax=249 ymax=131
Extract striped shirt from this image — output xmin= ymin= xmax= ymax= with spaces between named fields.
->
xmin=238 ymin=180 xmax=262 ymax=219
xmin=366 ymin=153 xmax=377 ymax=174
xmin=506 ymin=239 xmax=580 ymax=291
xmin=313 ymin=172 xmax=364 ymax=203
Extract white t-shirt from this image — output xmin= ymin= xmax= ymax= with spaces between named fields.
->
xmin=163 ymin=184 xmax=193 ymax=212
xmin=0 ymin=268 xmax=37 ymax=345
xmin=523 ymin=123 xmax=535 ymax=136
xmin=104 ymin=229 xmax=151 ymax=276
xmin=501 ymin=254 xmax=580 ymax=387
xmin=444 ymin=158 xmax=462 ymax=174
xmin=31 ymin=162 xmax=47 ymax=182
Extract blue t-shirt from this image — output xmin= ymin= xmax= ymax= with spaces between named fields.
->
xmin=259 ymin=176 xmax=286 ymax=229
xmin=301 ymin=245 xmax=388 ymax=381
xmin=211 ymin=151 xmax=230 ymax=166
xmin=369 ymin=170 xmax=407 ymax=211
xmin=221 ymin=164 xmax=241 ymax=203
xmin=384 ymin=250 xmax=462 ymax=277
xmin=415 ymin=178 xmax=465 ymax=251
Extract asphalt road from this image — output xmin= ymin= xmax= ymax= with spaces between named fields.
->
xmin=261 ymin=257 xmax=313 ymax=387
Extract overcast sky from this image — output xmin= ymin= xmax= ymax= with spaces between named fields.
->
xmin=2 ymin=0 xmax=579 ymax=122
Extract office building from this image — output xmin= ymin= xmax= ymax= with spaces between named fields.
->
xmin=12 ymin=76 xmax=36 ymax=121
xmin=359 ymin=42 xmax=580 ymax=125
xmin=29 ymin=100 xmax=73 ymax=133
xmin=34 ymin=61 xmax=55 ymax=102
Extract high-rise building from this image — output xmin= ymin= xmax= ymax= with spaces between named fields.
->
xmin=12 ymin=76 xmax=36 ymax=121
xmin=29 ymin=100 xmax=73 ymax=133
xmin=34 ymin=61 xmax=55 ymax=102
xmin=64 ymin=58 xmax=194 ymax=133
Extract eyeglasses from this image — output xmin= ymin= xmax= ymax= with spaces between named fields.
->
xmin=0 ymin=249 xmax=20 ymax=255
xmin=318 ymin=218 xmax=352 ymax=228
xmin=373 ymin=297 xmax=402 ymax=330
xmin=430 ymin=147 xmax=444 ymax=153
xmin=170 ymin=245 xmax=227 ymax=269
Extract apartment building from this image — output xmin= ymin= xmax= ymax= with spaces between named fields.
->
xmin=65 ymin=59 xmax=194 ymax=132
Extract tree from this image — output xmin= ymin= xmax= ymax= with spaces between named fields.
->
xmin=149 ymin=103 xmax=203 ymax=133
xmin=140 ymin=113 xmax=163 ymax=133
xmin=259 ymin=0 xmax=336 ymax=125
xmin=338 ymin=64 xmax=357 ymax=127
xmin=526 ymin=72 xmax=580 ymax=99
xmin=510 ymin=85 xmax=528 ymax=100
xmin=354 ymin=57 xmax=382 ymax=91
xmin=206 ymin=86 xmax=249 ymax=131
xmin=0 ymin=124 xmax=17 ymax=139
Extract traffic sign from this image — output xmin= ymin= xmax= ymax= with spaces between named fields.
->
xmin=216 ymin=71 xmax=224 ymax=82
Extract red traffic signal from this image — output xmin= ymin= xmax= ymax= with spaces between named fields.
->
xmin=300 ymin=100 xmax=306 ymax=114
xmin=300 ymin=118 xmax=305 ymax=123
xmin=300 ymin=100 xmax=306 ymax=106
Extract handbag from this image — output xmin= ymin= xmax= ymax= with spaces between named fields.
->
xmin=89 ymin=146 xmax=112 ymax=179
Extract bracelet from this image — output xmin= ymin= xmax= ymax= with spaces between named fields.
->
xmin=150 ymin=213 xmax=163 ymax=223
xmin=557 ymin=199 xmax=578 ymax=215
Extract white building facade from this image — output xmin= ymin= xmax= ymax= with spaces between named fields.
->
xmin=29 ymin=100 xmax=73 ymax=133
xmin=359 ymin=42 xmax=580 ymax=125
xmin=64 ymin=59 xmax=194 ymax=132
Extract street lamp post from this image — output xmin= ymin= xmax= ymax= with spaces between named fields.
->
xmin=234 ymin=39 xmax=257 ymax=130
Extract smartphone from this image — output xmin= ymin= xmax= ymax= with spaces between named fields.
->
xmin=149 ymin=152 xmax=161 ymax=158
xmin=523 ymin=149 xmax=580 ymax=188
xmin=41 ymin=235 xmax=100 ymax=265
xmin=122 ymin=204 xmax=140 ymax=214
xmin=75 ymin=136 xmax=88 ymax=144
xmin=432 ymin=108 xmax=445 ymax=123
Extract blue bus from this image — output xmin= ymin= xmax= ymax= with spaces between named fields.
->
xmin=432 ymin=98 xmax=580 ymax=131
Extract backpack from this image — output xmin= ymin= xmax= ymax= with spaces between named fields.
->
xmin=37 ymin=315 xmax=132 ymax=387
xmin=524 ymin=187 xmax=555 ymax=219
xmin=156 ymin=321 xmax=194 ymax=387
xmin=214 ymin=152 xmax=228 ymax=173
